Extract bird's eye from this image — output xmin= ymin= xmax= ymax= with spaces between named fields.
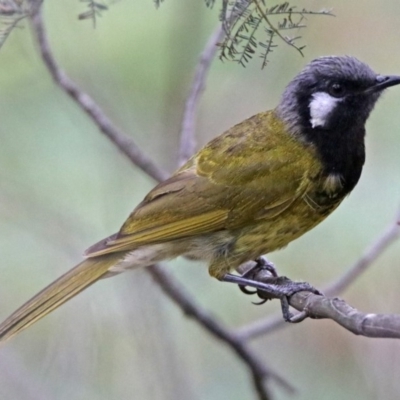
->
xmin=328 ymin=82 xmax=346 ymax=98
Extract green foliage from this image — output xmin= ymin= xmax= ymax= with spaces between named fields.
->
xmin=152 ymin=0 xmax=333 ymax=68
xmin=219 ymin=1 xmax=333 ymax=68
xmin=78 ymin=0 xmax=109 ymax=27
xmin=0 ymin=0 xmax=332 ymax=65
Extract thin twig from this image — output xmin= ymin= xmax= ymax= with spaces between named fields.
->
xmin=236 ymin=206 xmax=400 ymax=341
xmin=178 ymin=25 xmax=225 ymax=166
xmin=253 ymin=0 xmax=303 ymax=57
xmin=30 ymin=7 xmax=168 ymax=183
xmin=148 ymin=264 xmax=295 ymax=396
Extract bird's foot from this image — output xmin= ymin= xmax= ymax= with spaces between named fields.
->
xmin=238 ymin=256 xmax=278 ymax=296
xmin=223 ymin=260 xmax=321 ymax=322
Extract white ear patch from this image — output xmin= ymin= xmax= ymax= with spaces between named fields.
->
xmin=309 ymin=92 xmax=340 ymax=128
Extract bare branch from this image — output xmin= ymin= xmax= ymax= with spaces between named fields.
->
xmin=30 ymin=7 xmax=168 ymax=183
xmin=0 ymin=14 xmax=25 ymax=48
xmin=178 ymin=24 xmax=225 ymax=166
xmin=233 ymin=274 xmax=400 ymax=340
xmin=288 ymin=291 xmax=400 ymax=338
xmin=148 ymin=264 xmax=296 ymax=397
xmin=0 ymin=0 xmax=43 ymax=50
xmin=236 ymin=206 xmax=400 ymax=341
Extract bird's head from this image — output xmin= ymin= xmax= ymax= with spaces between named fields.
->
xmin=277 ymin=56 xmax=400 ymax=135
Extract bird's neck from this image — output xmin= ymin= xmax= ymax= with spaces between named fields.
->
xmin=275 ymin=102 xmax=367 ymax=196
xmin=303 ymin=125 xmax=366 ymax=196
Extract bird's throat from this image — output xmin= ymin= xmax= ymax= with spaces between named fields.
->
xmin=303 ymin=125 xmax=366 ymax=197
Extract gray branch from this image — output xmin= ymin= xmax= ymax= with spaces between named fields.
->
xmin=30 ymin=6 xmax=168 ymax=183
xmin=178 ymin=25 xmax=225 ymax=166
xmin=148 ymin=264 xmax=295 ymax=396
xmin=289 ymin=291 xmax=400 ymax=338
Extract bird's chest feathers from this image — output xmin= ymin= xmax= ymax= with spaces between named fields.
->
xmin=307 ymin=172 xmax=346 ymax=210
xmin=298 ymin=137 xmax=365 ymax=211
xmin=305 ymin=140 xmax=365 ymax=209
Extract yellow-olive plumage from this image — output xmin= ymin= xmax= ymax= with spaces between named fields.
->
xmin=87 ymin=111 xmax=336 ymax=274
xmin=1 ymin=56 xmax=400 ymax=343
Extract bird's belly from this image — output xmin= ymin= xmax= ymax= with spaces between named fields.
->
xmin=109 ymin=231 xmax=235 ymax=274
xmin=110 ymin=197 xmax=341 ymax=275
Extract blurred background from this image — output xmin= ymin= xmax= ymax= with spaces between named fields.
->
xmin=0 ymin=1 xmax=400 ymax=399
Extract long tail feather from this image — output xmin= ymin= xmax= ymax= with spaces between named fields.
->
xmin=0 ymin=254 xmax=120 ymax=343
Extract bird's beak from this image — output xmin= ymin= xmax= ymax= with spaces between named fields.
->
xmin=365 ymin=75 xmax=400 ymax=93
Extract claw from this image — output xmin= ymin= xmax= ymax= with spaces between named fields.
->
xmin=239 ymin=285 xmax=257 ymax=295
xmin=237 ymin=257 xmax=279 ymax=300
xmin=254 ymin=257 xmax=278 ymax=277
xmin=251 ymin=298 xmax=268 ymax=305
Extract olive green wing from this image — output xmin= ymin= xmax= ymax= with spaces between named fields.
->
xmin=85 ymin=168 xmax=230 ymax=256
xmin=85 ymin=111 xmax=317 ymax=257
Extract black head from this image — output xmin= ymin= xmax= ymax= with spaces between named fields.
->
xmin=277 ymin=56 xmax=400 ymax=134
xmin=276 ymin=56 xmax=400 ymax=197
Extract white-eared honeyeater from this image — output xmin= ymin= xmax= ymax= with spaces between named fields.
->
xmin=1 ymin=56 xmax=400 ymax=342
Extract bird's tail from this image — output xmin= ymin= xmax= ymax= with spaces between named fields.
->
xmin=0 ymin=254 xmax=120 ymax=343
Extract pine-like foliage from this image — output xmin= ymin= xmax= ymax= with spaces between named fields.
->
xmin=0 ymin=0 xmax=332 ymax=66
xmin=219 ymin=1 xmax=333 ymax=68
xmin=78 ymin=0 xmax=109 ymax=27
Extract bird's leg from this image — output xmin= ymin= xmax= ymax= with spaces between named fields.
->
xmin=222 ymin=258 xmax=321 ymax=322
xmin=223 ymin=273 xmax=320 ymax=301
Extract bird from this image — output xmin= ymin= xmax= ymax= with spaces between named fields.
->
xmin=1 ymin=55 xmax=399 ymax=343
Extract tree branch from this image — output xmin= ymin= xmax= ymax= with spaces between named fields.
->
xmin=148 ymin=264 xmax=295 ymax=396
xmin=289 ymin=291 xmax=400 ymax=338
xmin=233 ymin=281 xmax=400 ymax=340
xmin=178 ymin=24 xmax=225 ymax=166
xmin=30 ymin=6 xmax=168 ymax=183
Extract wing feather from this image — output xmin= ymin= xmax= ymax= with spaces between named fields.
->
xmin=85 ymin=111 xmax=319 ymax=258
